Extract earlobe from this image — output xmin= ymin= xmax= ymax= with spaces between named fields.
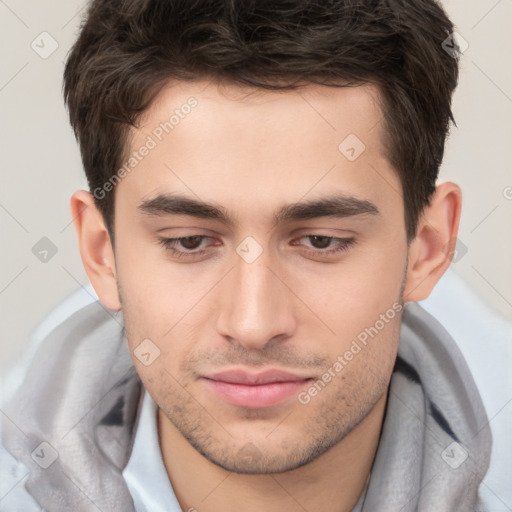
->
xmin=404 ymin=182 xmax=462 ymax=302
xmin=70 ymin=190 xmax=121 ymax=311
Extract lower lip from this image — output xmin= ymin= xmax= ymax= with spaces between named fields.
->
xmin=203 ymin=379 xmax=310 ymax=409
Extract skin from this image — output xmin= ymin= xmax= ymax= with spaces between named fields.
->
xmin=71 ymin=79 xmax=461 ymax=512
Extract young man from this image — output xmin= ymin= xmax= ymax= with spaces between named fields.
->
xmin=1 ymin=1 xmax=507 ymax=511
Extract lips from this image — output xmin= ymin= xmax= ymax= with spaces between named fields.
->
xmin=202 ymin=369 xmax=312 ymax=409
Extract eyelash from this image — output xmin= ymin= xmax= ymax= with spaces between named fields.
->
xmin=158 ymin=235 xmax=355 ymax=259
xmin=159 ymin=236 xmax=213 ymax=259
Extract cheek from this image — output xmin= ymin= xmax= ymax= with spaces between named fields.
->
xmin=115 ymin=245 xmax=217 ymax=372
xmin=115 ymin=234 xmax=189 ymax=319
xmin=118 ymin=271 xmax=197 ymax=399
xmin=290 ymin=243 xmax=406 ymax=344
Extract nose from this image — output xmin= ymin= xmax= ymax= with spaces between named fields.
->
xmin=215 ymin=251 xmax=297 ymax=350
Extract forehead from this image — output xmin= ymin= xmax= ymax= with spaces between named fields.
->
xmin=117 ymin=79 xmax=400 ymax=221
xmin=136 ymin=79 xmax=384 ymax=151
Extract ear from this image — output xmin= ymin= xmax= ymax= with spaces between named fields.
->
xmin=404 ymin=182 xmax=462 ymax=302
xmin=70 ymin=190 xmax=121 ymax=311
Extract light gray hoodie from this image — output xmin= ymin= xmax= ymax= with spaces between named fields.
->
xmin=0 ymin=299 xmax=493 ymax=511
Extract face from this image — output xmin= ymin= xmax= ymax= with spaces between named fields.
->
xmin=113 ymin=80 xmax=408 ymax=473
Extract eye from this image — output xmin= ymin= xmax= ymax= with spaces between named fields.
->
xmin=303 ymin=235 xmax=334 ymax=249
xmin=173 ymin=236 xmax=204 ymax=250
xmin=292 ymin=235 xmax=355 ymax=256
xmin=157 ymin=234 xmax=355 ymax=261
xmin=158 ymin=235 xmax=214 ymax=257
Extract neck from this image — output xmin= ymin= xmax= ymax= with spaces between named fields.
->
xmin=158 ymin=393 xmax=387 ymax=512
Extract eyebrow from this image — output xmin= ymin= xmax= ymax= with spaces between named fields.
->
xmin=138 ymin=193 xmax=379 ymax=225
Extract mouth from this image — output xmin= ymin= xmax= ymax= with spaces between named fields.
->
xmin=201 ymin=369 xmax=313 ymax=409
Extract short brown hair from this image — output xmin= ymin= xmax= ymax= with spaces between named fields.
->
xmin=64 ymin=0 xmax=459 ymax=240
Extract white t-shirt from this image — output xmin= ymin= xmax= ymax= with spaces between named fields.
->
xmin=122 ymin=389 xmax=182 ymax=512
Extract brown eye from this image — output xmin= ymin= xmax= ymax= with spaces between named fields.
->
xmin=291 ymin=235 xmax=356 ymax=258
xmin=307 ymin=235 xmax=332 ymax=249
xmin=179 ymin=236 xmax=204 ymax=250
xmin=159 ymin=235 xmax=212 ymax=256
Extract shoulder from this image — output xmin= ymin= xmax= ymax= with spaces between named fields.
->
xmin=420 ymin=269 xmax=512 ymax=510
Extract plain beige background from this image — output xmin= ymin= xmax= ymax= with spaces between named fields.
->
xmin=1 ymin=0 xmax=511 ymax=366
